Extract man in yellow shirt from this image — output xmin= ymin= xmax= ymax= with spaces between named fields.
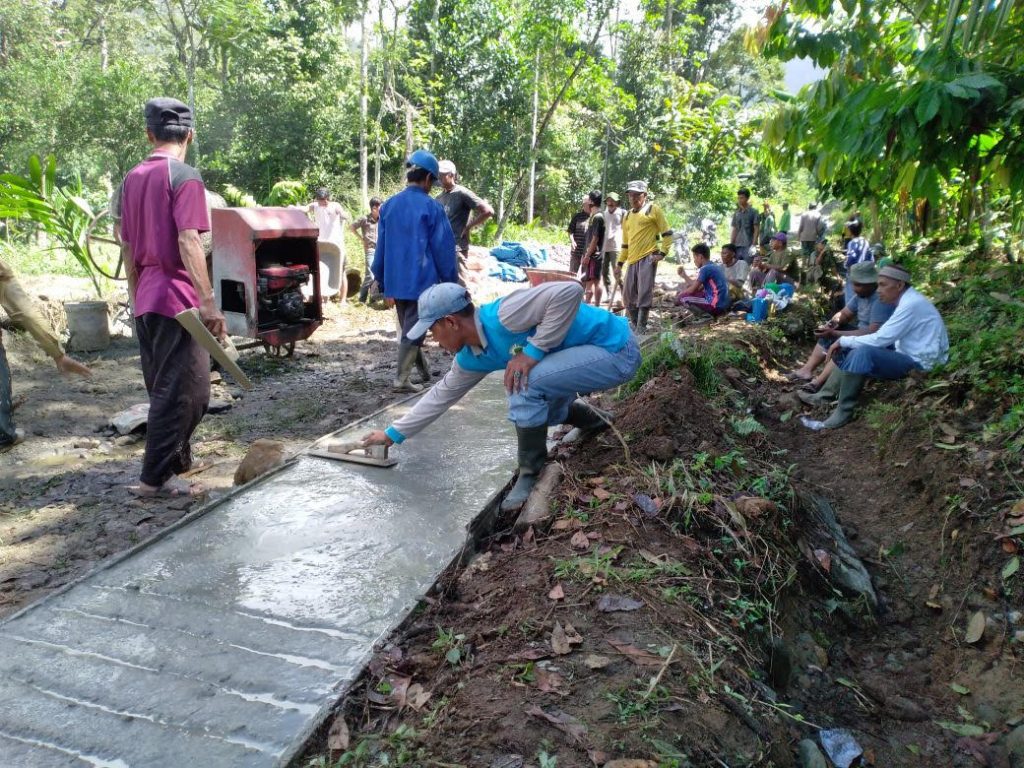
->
xmin=615 ymin=180 xmax=670 ymax=332
xmin=1 ymin=258 xmax=91 ymax=451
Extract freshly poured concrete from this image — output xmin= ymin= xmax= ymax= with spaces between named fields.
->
xmin=0 ymin=378 xmax=515 ymax=767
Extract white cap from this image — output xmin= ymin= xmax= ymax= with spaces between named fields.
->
xmin=438 ymin=160 xmax=457 ymax=175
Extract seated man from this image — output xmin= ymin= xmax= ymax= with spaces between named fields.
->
xmin=363 ymin=281 xmax=641 ymax=512
xmin=750 ymin=233 xmax=797 ymax=289
xmin=786 ymin=262 xmax=894 ymax=390
xmin=720 ymin=243 xmax=750 ymax=301
xmin=676 ymin=243 xmax=731 ymax=316
xmin=802 ymin=264 xmax=948 ymax=429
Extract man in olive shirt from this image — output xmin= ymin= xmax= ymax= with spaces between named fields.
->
xmin=1 ymin=258 xmax=91 ymax=451
xmin=436 ymin=160 xmax=494 ymax=285
xmin=616 ymin=180 xmax=670 ymax=332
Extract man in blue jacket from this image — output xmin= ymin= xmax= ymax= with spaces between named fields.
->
xmin=372 ymin=149 xmax=458 ymax=392
xmin=363 ymin=281 xmax=641 ymax=511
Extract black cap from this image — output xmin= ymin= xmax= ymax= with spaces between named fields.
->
xmin=144 ymin=98 xmax=193 ymax=129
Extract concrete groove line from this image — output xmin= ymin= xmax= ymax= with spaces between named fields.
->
xmin=52 ymin=605 xmax=351 ymax=674
xmin=0 ymin=631 xmax=323 ymax=715
xmin=8 ymin=608 xmax=338 ymax=696
xmin=0 ymin=633 xmax=160 ymax=673
xmin=0 ymin=728 xmax=124 ymax=768
xmin=1 ymin=675 xmax=283 ymax=757
xmin=82 ymin=583 xmax=374 ymax=642
xmin=0 ymin=675 xmax=267 ymax=766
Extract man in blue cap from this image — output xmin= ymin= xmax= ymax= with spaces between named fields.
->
xmin=372 ymin=149 xmax=458 ymax=392
xmin=362 ymin=280 xmax=641 ymax=511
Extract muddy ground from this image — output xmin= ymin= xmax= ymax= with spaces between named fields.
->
xmin=0 ymin=293 xmax=439 ymax=618
xmin=304 ymin=311 xmax=1024 ymax=768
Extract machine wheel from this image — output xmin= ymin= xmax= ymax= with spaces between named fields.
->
xmin=263 ymin=341 xmax=296 ymax=358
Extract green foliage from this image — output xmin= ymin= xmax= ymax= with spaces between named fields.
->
xmin=431 ymin=627 xmax=467 ymax=666
xmin=0 ymin=154 xmax=102 ymax=294
xmin=756 ymin=0 xmax=1024 ymax=238
xmin=265 ymin=180 xmax=308 ymax=207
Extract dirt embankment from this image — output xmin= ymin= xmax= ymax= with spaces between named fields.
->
xmin=306 ymin=317 xmax=1023 ymax=768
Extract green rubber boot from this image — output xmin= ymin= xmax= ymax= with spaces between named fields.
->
xmin=415 ymin=348 xmax=431 ymax=384
xmin=822 ymin=371 xmax=865 ymax=429
xmin=637 ymin=307 xmax=650 ymax=333
xmin=566 ymin=399 xmax=612 ymax=442
xmin=798 ymin=368 xmax=842 ymax=407
xmin=500 ymin=425 xmax=549 ymax=512
xmin=392 ymin=343 xmax=423 ymax=393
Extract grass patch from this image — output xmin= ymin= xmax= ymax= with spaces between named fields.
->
xmin=621 ymin=333 xmax=757 ymax=399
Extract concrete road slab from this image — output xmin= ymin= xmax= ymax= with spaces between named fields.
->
xmin=0 ymin=377 xmax=516 ymax=767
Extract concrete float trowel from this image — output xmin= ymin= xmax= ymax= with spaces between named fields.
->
xmin=175 ymin=308 xmax=253 ymax=390
xmin=307 ymin=440 xmax=398 ymax=468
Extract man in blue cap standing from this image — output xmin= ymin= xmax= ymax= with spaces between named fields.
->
xmin=372 ymin=149 xmax=458 ymax=392
xmin=362 ymin=280 xmax=641 ymax=512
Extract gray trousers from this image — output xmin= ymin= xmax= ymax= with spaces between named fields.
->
xmin=0 ymin=342 xmax=16 ymax=445
xmin=622 ymin=254 xmax=658 ymax=310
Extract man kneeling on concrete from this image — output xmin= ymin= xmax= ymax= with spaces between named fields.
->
xmin=803 ymin=264 xmax=948 ymax=429
xmin=363 ymin=281 xmax=641 ymax=511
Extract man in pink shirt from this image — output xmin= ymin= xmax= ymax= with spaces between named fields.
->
xmin=115 ymin=97 xmax=225 ymax=498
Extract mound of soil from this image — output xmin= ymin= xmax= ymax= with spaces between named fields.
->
xmin=580 ymin=368 xmax=726 ymax=468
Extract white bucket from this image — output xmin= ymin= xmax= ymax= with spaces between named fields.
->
xmin=65 ymin=301 xmax=110 ymax=352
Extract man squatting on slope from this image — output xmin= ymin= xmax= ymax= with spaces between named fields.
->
xmin=362 ymin=281 xmax=641 ymax=512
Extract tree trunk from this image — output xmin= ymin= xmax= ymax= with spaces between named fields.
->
xmin=99 ymin=18 xmax=108 ymax=72
xmin=358 ymin=0 xmax=370 ymax=210
xmin=405 ymin=103 xmax=414 ymax=156
xmin=496 ymin=18 xmax=606 ymax=240
xmin=526 ymin=50 xmax=540 ymax=224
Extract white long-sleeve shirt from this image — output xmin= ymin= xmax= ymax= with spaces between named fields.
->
xmin=838 ymin=286 xmax=948 ymax=369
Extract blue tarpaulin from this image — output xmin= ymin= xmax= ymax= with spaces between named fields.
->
xmin=488 ymin=262 xmax=527 ymax=282
xmin=490 ymin=242 xmax=549 ymax=268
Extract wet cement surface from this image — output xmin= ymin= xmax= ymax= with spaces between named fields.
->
xmin=0 ymin=377 xmax=515 ymax=767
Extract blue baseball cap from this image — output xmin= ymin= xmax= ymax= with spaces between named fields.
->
xmin=407 ymin=283 xmax=473 ymax=340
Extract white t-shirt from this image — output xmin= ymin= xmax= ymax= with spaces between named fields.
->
xmin=309 ymin=201 xmax=348 ymax=248
xmin=724 ymin=259 xmax=750 ymax=284
xmin=602 ymin=207 xmax=624 ymax=253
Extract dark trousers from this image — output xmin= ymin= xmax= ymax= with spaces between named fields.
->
xmin=602 ymin=251 xmax=617 ymax=291
xmin=394 ymin=299 xmax=426 ymax=347
xmin=0 ymin=342 xmax=16 ymax=445
xmin=136 ymin=313 xmax=210 ymax=487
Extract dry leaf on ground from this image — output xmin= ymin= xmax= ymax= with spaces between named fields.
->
xmin=596 ymin=594 xmax=644 ymax=612
xmin=583 ymin=654 xmax=614 ymax=670
xmin=535 ymin=667 xmax=566 ymax=693
xmin=327 ymin=714 xmax=350 ymax=755
xmin=525 ymin=705 xmax=589 ymax=745
xmin=606 ymin=639 xmax=663 ymax=666
xmin=552 ymin=517 xmax=583 ymax=531
xmin=548 ymin=583 xmax=565 ymax=600
xmin=571 ymin=530 xmax=590 ymax=550
xmin=551 ymin=622 xmax=572 ymax=655
xmin=406 ymin=683 xmax=432 ymax=710
xmin=965 ymin=611 xmax=986 ymax=644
